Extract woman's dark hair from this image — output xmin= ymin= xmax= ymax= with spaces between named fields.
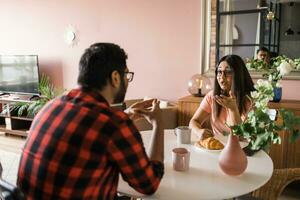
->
xmin=213 ymin=54 xmax=255 ymax=118
xmin=77 ymin=42 xmax=128 ymax=90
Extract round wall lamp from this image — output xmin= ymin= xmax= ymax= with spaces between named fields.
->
xmin=64 ymin=25 xmax=78 ymax=46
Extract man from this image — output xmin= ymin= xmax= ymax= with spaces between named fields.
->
xmin=17 ymin=43 xmax=164 ymax=199
xmin=256 ymin=47 xmax=270 ymax=64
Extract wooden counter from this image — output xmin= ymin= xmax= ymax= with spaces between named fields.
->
xmin=177 ymin=95 xmax=300 ymax=169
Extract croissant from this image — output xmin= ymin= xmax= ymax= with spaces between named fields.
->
xmin=198 ymin=137 xmax=224 ymax=150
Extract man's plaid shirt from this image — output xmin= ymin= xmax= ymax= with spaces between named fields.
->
xmin=17 ymin=88 xmax=164 ymax=199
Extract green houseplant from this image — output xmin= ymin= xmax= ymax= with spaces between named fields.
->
xmin=11 ymin=74 xmax=62 ymax=118
xmin=246 ymin=55 xmax=296 ymax=102
xmin=230 ymin=79 xmax=300 ymax=152
xmin=246 ymin=55 xmax=296 ymax=87
xmin=295 ymin=58 xmax=300 ymax=70
xmin=242 ymin=56 xmax=300 ymax=151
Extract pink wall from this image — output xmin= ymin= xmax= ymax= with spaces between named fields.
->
xmin=277 ymin=80 xmax=300 ymax=100
xmin=0 ymin=0 xmax=201 ymax=101
xmin=0 ymin=1 xmax=299 ymax=101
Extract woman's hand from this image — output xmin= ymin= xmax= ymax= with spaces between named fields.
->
xmin=215 ymin=90 xmax=238 ymax=111
xmin=216 ymin=91 xmax=243 ymax=126
xmin=200 ymin=129 xmax=214 ymax=140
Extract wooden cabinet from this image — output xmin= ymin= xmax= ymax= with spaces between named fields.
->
xmin=177 ymin=95 xmax=300 ymax=169
xmin=268 ymin=100 xmax=300 ymax=169
xmin=0 ymin=96 xmax=33 ymax=137
xmin=178 ymin=95 xmax=203 ymax=126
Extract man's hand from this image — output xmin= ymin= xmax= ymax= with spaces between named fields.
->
xmin=125 ymin=99 xmax=155 ymax=121
xmin=133 ymin=99 xmax=162 ymax=126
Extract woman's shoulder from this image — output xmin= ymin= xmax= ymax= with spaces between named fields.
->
xmin=205 ymin=90 xmax=214 ymax=99
xmin=201 ymin=90 xmax=214 ymax=103
xmin=206 ymin=90 xmax=214 ymax=96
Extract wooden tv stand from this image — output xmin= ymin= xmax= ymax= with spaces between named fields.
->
xmin=0 ymin=95 xmax=34 ymax=137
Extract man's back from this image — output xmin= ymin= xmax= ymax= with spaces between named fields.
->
xmin=17 ymin=88 xmax=163 ymax=199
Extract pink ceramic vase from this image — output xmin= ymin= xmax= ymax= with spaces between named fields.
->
xmin=218 ymin=133 xmax=248 ymax=176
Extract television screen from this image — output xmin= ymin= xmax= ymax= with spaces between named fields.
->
xmin=0 ymin=55 xmax=40 ymax=95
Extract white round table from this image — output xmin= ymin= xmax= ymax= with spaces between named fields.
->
xmin=118 ymin=129 xmax=273 ymax=200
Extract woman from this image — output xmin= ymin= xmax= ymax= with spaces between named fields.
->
xmin=189 ymin=55 xmax=255 ymax=140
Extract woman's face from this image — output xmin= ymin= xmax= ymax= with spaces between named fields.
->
xmin=216 ymin=61 xmax=233 ymax=94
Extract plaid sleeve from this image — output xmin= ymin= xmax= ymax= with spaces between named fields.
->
xmin=107 ymin=116 xmax=164 ymax=195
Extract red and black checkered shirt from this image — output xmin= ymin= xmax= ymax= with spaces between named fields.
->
xmin=17 ymin=88 xmax=164 ymax=200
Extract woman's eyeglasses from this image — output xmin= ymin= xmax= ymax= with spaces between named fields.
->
xmin=216 ymin=69 xmax=232 ymax=78
xmin=124 ymin=72 xmax=134 ymax=82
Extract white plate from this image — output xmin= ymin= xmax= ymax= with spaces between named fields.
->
xmin=193 ymin=142 xmax=223 ymax=153
xmin=193 ymin=136 xmax=249 ymax=153
xmin=214 ymin=135 xmax=249 ymax=149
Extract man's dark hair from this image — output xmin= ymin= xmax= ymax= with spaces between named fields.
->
xmin=77 ymin=43 xmax=128 ymax=90
xmin=214 ymin=55 xmax=255 ymax=118
xmin=256 ymin=46 xmax=269 ymax=54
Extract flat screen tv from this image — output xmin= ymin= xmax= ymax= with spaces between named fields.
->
xmin=0 ymin=55 xmax=40 ymax=95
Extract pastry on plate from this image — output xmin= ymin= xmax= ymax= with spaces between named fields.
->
xmin=197 ymin=137 xmax=224 ymax=150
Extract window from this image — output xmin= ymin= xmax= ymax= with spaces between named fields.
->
xmin=216 ymin=0 xmax=280 ymax=61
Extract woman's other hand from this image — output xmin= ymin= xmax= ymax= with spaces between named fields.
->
xmin=200 ymin=129 xmax=214 ymax=140
xmin=215 ymin=90 xmax=238 ymax=111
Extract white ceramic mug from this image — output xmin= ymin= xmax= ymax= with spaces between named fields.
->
xmin=172 ymin=147 xmax=190 ymax=171
xmin=174 ymin=126 xmax=191 ymax=145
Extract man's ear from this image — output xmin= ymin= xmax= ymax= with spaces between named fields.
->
xmin=110 ymin=70 xmax=121 ymax=88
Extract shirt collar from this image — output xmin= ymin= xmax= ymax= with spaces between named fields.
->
xmin=68 ymin=87 xmax=110 ymax=106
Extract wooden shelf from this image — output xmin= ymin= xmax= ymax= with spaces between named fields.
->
xmin=10 ymin=116 xmax=33 ymax=121
xmin=0 ymin=124 xmax=6 ymax=129
xmin=0 ymin=127 xmax=28 ymax=137
xmin=0 ymin=98 xmax=33 ymax=137
xmin=0 ymin=115 xmax=33 ymax=121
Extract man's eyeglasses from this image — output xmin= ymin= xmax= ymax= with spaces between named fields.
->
xmin=216 ymin=69 xmax=232 ymax=78
xmin=124 ymin=72 xmax=134 ymax=82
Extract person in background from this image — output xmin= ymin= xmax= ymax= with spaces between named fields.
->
xmin=269 ymin=51 xmax=279 ymax=65
xmin=17 ymin=43 xmax=164 ymax=200
xmin=256 ymin=46 xmax=270 ymax=64
xmin=189 ymin=54 xmax=255 ymax=139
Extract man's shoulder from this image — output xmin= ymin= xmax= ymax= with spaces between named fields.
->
xmin=41 ymin=91 xmax=131 ymax=125
xmin=108 ymin=107 xmax=131 ymax=123
xmin=82 ymin=101 xmax=131 ymax=125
